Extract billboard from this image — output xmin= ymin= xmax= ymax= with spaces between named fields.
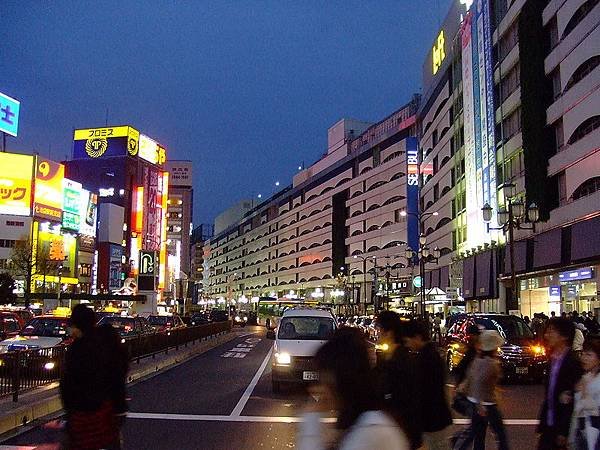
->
xmin=165 ymin=161 xmax=192 ymax=187
xmin=139 ymin=134 xmax=167 ymax=166
xmin=62 ymin=179 xmax=82 ymax=231
xmin=461 ymin=0 xmax=498 ymax=251
xmin=142 ymin=166 xmax=162 ymax=251
xmin=79 ymin=189 xmax=98 ymax=237
xmin=33 ymin=157 xmax=64 ymax=221
xmin=109 ymin=244 xmax=123 ymax=291
xmin=73 ymin=126 xmax=139 ymax=160
xmin=0 ymin=92 xmax=20 ymax=137
xmin=34 ymin=224 xmax=78 ymax=283
xmin=0 ymin=153 xmax=34 ymax=216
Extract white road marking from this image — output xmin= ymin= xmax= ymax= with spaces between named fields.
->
xmin=230 ymin=347 xmax=273 ymax=416
xmin=0 ymin=447 xmax=37 ymax=449
xmin=127 ymin=412 xmax=538 ymax=426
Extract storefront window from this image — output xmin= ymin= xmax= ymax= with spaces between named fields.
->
xmin=519 ymin=266 xmax=599 ymax=317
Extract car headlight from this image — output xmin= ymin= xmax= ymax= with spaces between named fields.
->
xmin=44 ymin=362 xmax=55 ymax=371
xmin=0 ymin=346 xmax=8 ymax=354
xmin=531 ymin=345 xmax=546 ymax=356
xmin=244 ymin=316 xmax=248 ymax=321
xmin=235 ymin=316 xmax=241 ymax=322
xmin=375 ymin=343 xmax=389 ymax=352
xmin=497 ymin=347 xmax=504 ymax=357
xmin=275 ymin=352 xmax=291 ymax=365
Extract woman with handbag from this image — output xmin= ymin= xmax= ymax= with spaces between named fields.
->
xmin=453 ymin=330 xmax=509 ymax=450
xmin=570 ymin=336 xmax=600 ymax=450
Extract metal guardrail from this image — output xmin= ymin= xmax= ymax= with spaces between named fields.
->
xmin=0 ymin=320 xmax=232 ymax=402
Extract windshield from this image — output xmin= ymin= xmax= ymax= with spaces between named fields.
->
xmin=475 ymin=316 xmax=534 ymax=341
xmin=98 ymin=317 xmax=136 ymax=332
xmin=20 ymin=318 xmax=69 ymax=338
xmin=278 ymin=317 xmax=335 ymax=340
xmin=148 ymin=316 xmax=171 ymax=325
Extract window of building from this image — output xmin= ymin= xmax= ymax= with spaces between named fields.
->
xmin=558 ymin=172 xmax=567 ymax=204
xmin=498 ymin=21 xmax=519 ymax=62
xmin=555 ymin=119 xmax=565 ymax=150
xmin=562 ymin=0 xmax=599 ymax=40
xmin=572 ymin=177 xmax=600 ymax=200
xmin=432 ymin=130 xmax=439 ymax=147
xmin=433 ymin=183 xmax=439 ymax=202
xmin=547 ymin=16 xmax=559 ymax=49
xmin=565 ymin=56 xmax=600 ymax=92
xmin=500 ymin=64 xmax=521 ymax=103
xmin=5 ymin=221 xmax=25 ymax=227
xmin=551 ymin=68 xmax=562 ymax=99
xmin=567 ymin=116 xmax=600 ymax=145
xmin=502 ymin=107 xmax=522 ymax=141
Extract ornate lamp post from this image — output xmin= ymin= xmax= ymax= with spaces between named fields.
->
xmin=481 ymin=182 xmax=539 ymax=312
xmin=405 ymin=234 xmax=441 ymax=317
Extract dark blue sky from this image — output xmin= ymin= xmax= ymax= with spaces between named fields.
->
xmin=3 ymin=1 xmax=450 ymax=225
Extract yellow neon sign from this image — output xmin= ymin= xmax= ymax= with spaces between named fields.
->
xmin=74 ymin=126 xmax=132 ymax=140
xmin=432 ymin=30 xmax=446 ymax=75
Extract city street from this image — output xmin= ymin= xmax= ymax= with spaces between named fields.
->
xmin=3 ymin=326 xmax=543 ymax=450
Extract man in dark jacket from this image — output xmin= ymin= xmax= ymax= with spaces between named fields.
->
xmin=404 ymin=319 xmax=453 ymax=450
xmin=537 ymin=317 xmax=583 ymax=450
xmin=373 ymin=311 xmax=422 ymax=449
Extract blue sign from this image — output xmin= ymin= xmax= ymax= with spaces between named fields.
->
xmin=559 ymin=268 xmax=593 ymax=282
xmin=549 ymin=286 xmax=561 ymax=297
xmin=0 ymin=92 xmax=20 ymax=137
xmin=405 ymin=137 xmax=419 ymax=254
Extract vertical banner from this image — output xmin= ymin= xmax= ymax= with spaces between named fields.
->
xmin=158 ymin=172 xmax=169 ymax=289
xmin=461 ymin=0 xmax=497 ymax=250
xmin=406 ymin=137 xmax=419 ymax=253
xmin=461 ymin=11 xmax=478 ymax=250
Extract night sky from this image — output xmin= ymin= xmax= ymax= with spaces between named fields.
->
xmin=3 ymin=1 xmax=450 ymax=225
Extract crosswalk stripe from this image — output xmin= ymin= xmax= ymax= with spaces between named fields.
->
xmin=127 ymin=412 xmax=539 ymax=426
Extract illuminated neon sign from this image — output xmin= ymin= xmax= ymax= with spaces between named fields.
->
xmin=432 ymin=30 xmax=446 ymax=75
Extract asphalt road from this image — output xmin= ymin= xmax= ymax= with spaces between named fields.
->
xmin=2 ymin=326 xmax=544 ymax=449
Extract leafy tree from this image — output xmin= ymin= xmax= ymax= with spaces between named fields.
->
xmin=0 ymin=272 xmax=16 ymax=305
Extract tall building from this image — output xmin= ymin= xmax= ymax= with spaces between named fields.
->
xmin=164 ymin=160 xmax=193 ymax=305
xmin=207 ymin=98 xmax=420 ymax=313
xmin=419 ymin=0 xmax=600 ymax=316
xmin=190 ymin=224 xmax=214 ymax=304
xmin=65 ymin=125 xmax=169 ymax=313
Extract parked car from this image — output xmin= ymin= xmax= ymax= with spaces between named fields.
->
xmin=444 ymin=313 xmax=547 ymax=382
xmin=190 ymin=312 xmax=210 ymax=326
xmin=0 ymin=316 xmax=71 ymax=352
xmin=267 ymin=308 xmax=336 ymax=393
xmin=97 ymin=316 xmax=155 ymax=339
xmin=209 ymin=309 xmax=230 ymax=323
xmin=147 ymin=315 xmax=186 ymax=332
xmin=233 ymin=310 xmax=249 ymax=327
xmin=0 ymin=311 xmax=24 ymax=338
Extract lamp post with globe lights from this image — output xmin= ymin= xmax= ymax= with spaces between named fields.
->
xmin=404 ymin=234 xmax=441 ymax=317
xmin=481 ymin=182 xmax=539 ymax=311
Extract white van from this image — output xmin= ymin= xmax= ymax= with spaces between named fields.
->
xmin=267 ymin=308 xmax=336 ymax=392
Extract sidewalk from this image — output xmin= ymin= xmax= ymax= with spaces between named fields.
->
xmin=0 ymin=330 xmax=238 ymax=437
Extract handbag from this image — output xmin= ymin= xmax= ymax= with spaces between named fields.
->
xmin=451 ymin=392 xmax=471 ymax=417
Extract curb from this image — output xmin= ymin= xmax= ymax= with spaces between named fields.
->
xmin=0 ymin=331 xmax=237 ymax=437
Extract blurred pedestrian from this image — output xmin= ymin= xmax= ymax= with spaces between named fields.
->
xmin=60 ymin=304 xmax=119 ymax=450
xmin=537 ymin=317 xmax=584 ymax=450
xmin=97 ymin=323 xmax=130 ymax=449
xmin=404 ymin=320 xmax=452 ymax=450
xmin=450 ymin=324 xmax=481 ymax=446
xmin=570 ymin=336 xmax=600 ymax=450
xmin=297 ymin=328 xmax=409 ymax=450
xmin=374 ymin=311 xmax=422 ymax=449
xmin=453 ymin=330 xmax=509 ymax=450
xmin=584 ymin=312 xmax=599 ymax=335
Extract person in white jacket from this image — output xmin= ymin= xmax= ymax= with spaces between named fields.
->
xmin=570 ymin=336 xmax=600 ymax=450
xmin=297 ymin=328 xmax=409 ymax=450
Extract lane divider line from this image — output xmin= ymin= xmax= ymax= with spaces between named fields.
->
xmin=230 ymin=347 xmax=273 ymax=417
xmin=127 ymin=412 xmax=538 ymax=426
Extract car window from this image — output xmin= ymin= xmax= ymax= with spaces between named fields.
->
xmin=21 ymin=318 xmax=69 ymax=337
xmin=278 ymin=317 xmax=335 ymax=340
xmin=4 ymin=318 xmax=19 ymax=333
xmin=475 ymin=316 xmax=534 ymax=340
xmin=99 ymin=317 xmax=136 ymax=333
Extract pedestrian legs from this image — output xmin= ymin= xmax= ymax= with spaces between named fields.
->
xmin=486 ymin=404 xmax=509 ymax=450
xmin=472 ymin=407 xmax=488 ymax=450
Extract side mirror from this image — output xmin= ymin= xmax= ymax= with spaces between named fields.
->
xmin=266 ymin=330 xmax=276 ymax=340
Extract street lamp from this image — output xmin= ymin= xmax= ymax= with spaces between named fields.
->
xmin=405 ymin=236 xmax=440 ymax=317
xmin=57 ymin=264 xmax=63 ymax=307
xmin=481 ymin=182 xmax=539 ymax=312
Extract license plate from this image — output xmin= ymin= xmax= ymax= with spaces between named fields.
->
xmin=516 ymin=367 xmax=528 ymax=375
xmin=303 ymin=371 xmax=319 ymax=381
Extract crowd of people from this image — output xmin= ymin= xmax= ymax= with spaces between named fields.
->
xmin=297 ymin=311 xmax=600 ymax=450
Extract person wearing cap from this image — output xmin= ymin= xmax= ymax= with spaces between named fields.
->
xmin=450 ymin=324 xmax=481 ymax=447
xmin=454 ymin=330 xmax=509 ymax=450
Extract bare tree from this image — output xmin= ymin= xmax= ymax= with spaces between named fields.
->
xmin=9 ymin=237 xmax=35 ymax=308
